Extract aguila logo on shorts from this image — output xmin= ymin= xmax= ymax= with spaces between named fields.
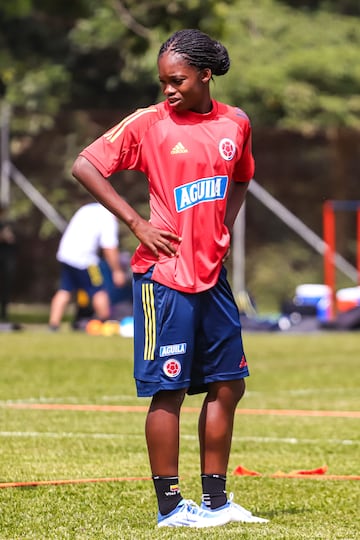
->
xmin=163 ymin=358 xmax=181 ymax=378
xmin=219 ymin=138 xmax=236 ymax=161
xmin=160 ymin=343 xmax=187 ymax=357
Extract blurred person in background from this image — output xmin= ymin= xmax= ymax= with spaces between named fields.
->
xmin=72 ymin=250 xmax=133 ymax=330
xmin=0 ymin=204 xmax=17 ymax=322
xmin=48 ymin=201 xmax=126 ymax=331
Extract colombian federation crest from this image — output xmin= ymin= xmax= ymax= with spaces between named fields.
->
xmin=163 ymin=358 xmax=182 ymax=378
xmin=219 ymin=138 xmax=236 ymax=161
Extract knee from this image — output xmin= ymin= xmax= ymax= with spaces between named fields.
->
xmin=227 ymin=379 xmax=246 ymax=404
xmin=208 ymin=379 xmax=246 ymax=406
xmin=150 ymin=389 xmax=187 ymax=413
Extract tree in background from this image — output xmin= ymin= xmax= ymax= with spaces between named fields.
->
xmin=213 ymin=1 xmax=360 ymax=132
xmin=0 ymin=0 xmax=231 ymax=133
xmin=0 ymin=0 xmax=232 ymax=234
xmin=0 ymin=0 xmax=235 ymax=301
xmin=1 ymin=1 xmax=359 ymax=304
xmin=1 ymin=0 xmax=359 ymax=146
xmin=211 ymin=0 xmax=360 ymax=305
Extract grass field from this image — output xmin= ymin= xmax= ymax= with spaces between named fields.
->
xmin=0 ymin=328 xmax=359 ymax=539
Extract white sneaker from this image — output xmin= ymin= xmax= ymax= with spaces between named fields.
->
xmin=201 ymin=493 xmax=269 ymax=524
xmin=158 ymin=499 xmax=230 ymax=527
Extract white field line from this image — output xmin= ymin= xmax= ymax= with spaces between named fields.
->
xmin=247 ymin=388 xmax=360 ymax=396
xmin=0 ymin=431 xmax=358 ymax=445
xmin=0 ymin=396 xmax=136 ymax=405
xmin=1 ymin=387 xmax=358 ymax=405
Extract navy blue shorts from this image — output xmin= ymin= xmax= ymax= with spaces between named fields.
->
xmin=59 ymin=263 xmax=105 ymax=297
xmin=133 ymin=266 xmax=249 ymax=397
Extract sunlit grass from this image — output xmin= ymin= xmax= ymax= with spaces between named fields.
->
xmin=0 ymin=329 xmax=359 ymax=539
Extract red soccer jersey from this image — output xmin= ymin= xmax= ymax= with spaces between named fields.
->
xmin=81 ymin=99 xmax=254 ymax=293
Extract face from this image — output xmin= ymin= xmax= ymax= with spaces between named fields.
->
xmin=158 ymin=51 xmax=212 ymax=114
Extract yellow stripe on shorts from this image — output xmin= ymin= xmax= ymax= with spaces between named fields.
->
xmin=141 ymin=283 xmax=156 ymax=360
xmin=88 ymin=265 xmax=103 ymax=286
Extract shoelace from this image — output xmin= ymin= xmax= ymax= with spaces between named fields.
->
xmin=183 ymin=499 xmax=212 ymax=518
xmin=182 ymin=500 xmax=201 ymax=514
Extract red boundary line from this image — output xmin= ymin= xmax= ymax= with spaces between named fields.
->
xmin=1 ymin=472 xmax=359 ymax=490
xmin=5 ymin=403 xmax=360 ymax=418
xmin=267 ymin=474 xmax=360 ymax=480
xmin=233 ymin=465 xmax=360 ymax=481
xmin=0 ymin=477 xmax=151 ymax=489
xmin=238 ymin=473 xmax=360 ymax=481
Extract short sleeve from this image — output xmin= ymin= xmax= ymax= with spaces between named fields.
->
xmin=233 ymin=120 xmax=255 ymax=183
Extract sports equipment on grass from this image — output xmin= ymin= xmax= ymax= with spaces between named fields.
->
xmin=101 ymin=320 xmax=120 ymax=336
xmin=85 ymin=319 xmax=103 ymax=335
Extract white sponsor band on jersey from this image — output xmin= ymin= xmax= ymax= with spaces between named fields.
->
xmin=174 ymin=176 xmax=228 ymax=212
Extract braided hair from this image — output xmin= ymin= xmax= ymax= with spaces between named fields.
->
xmin=158 ymin=29 xmax=230 ymax=76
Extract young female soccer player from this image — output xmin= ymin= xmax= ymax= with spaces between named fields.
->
xmin=72 ymin=28 xmax=268 ymax=528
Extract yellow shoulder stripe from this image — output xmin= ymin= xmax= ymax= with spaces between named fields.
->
xmin=104 ymin=107 xmax=158 ymax=143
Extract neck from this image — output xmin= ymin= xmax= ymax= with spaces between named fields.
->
xmin=191 ymin=98 xmax=213 ymax=114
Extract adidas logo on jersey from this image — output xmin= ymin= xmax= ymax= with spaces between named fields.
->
xmin=171 ymin=142 xmax=188 ymax=154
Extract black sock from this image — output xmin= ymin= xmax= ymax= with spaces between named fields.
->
xmin=201 ymin=474 xmax=227 ymax=510
xmin=152 ymin=476 xmax=182 ymax=516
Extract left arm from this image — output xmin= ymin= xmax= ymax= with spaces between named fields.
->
xmin=224 ymin=181 xmax=250 ymax=236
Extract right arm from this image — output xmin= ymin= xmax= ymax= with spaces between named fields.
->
xmin=72 ymin=156 xmax=181 ymax=258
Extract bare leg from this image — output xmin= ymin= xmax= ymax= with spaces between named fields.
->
xmin=146 ymin=389 xmax=186 ymax=475
xmin=198 ymin=379 xmax=245 ymax=474
xmin=49 ymin=290 xmax=71 ymax=327
xmin=92 ymin=290 xmax=111 ymax=321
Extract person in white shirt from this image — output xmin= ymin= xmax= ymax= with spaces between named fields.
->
xmin=49 ymin=202 xmax=126 ymax=330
